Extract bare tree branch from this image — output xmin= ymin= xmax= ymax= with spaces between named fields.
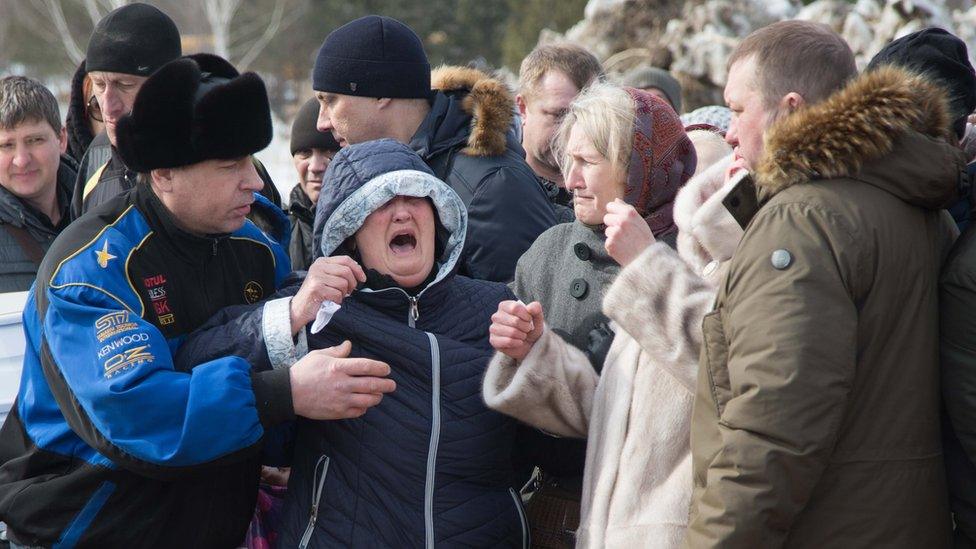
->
xmin=202 ymin=0 xmax=243 ymax=58
xmin=234 ymin=0 xmax=286 ymax=70
xmin=43 ymin=0 xmax=86 ymax=65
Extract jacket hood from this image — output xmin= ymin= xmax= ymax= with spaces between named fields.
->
xmin=313 ymin=139 xmax=467 ymax=286
xmin=66 ymin=59 xmax=96 ymax=162
xmin=757 ymin=65 xmax=966 ymax=209
xmin=410 ymin=66 xmax=515 ymax=159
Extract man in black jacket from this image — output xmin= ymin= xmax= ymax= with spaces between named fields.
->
xmin=0 ymin=54 xmax=394 ymax=548
xmin=288 ymin=97 xmax=340 ymax=270
xmin=0 ymin=76 xmax=77 ymax=292
xmin=312 ymin=15 xmax=556 ymax=282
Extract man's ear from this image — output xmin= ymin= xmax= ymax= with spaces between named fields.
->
xmin=150 ymin=167 xmax=176 ymax=193
xmin=57 ymin=126 xmax=67 ymax=154
xmin=781 ymin=92 xmax=806 ymax=114
xmin=516 ymin=94 xmax=528 ymax=119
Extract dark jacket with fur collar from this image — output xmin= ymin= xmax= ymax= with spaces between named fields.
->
xmin=409 ymin=66 xmax=556 ymax=282
xmin=687 ymin=66 xmax=962 ymax=548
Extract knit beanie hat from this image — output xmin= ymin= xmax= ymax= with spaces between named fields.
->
xmin=681 ymin=105 xmax=732 ymax=136
xmin=290 ymin=98 xmax=340 ymax=155
xmin=85 ymin=3 xmax=181 ymax=77
xmin=623 ymin=67 xmax=682 ymax=113
xmin=312 ymin=15 xmax=431 ymax=99
xmin=869 ymin=28 xmax=976 ymax=139
xmin=115 ymin=53 xmax=272 ymax=172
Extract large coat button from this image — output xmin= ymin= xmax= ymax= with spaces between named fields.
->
xmin=574 ymin=242 xmax=591 ymax=261
xmin=570 ymin=278 xmax=589 ymax=299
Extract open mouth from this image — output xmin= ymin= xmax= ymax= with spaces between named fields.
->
xmin=389 ymin=230 xmax=417 ymax=255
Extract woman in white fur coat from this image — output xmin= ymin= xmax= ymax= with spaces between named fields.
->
xmin=483 ymin=140 xmax=743 ymax=548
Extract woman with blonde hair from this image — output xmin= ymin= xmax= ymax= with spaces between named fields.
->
xmin=490 ymin=82 xmax=696 ymax=547
xmin=485 ymin=81 xmax=748 ymax=546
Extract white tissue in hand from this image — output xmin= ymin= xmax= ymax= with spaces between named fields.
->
xmin=310 ymin=300 xmax=342 ymax=334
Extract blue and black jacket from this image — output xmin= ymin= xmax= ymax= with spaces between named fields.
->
xmin=0 ymin=183 xmax=293 ymax=548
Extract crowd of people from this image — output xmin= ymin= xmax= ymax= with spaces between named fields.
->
xmin=0 ymin=2 xmax=975 ymax=548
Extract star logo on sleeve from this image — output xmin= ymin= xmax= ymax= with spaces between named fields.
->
xmin=95 ymin=240 xmax=117 ymax=268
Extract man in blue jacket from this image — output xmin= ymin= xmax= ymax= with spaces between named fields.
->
xmin=0 ymin=54 xmax=394 ymax=548
xmin=311 ymin=15 xmax=556 ymax=283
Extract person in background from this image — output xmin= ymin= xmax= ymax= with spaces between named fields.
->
xmin=622 ymin=66 xmax=682 ymax=114
xmin=866 ymin=28 xmax=976 ymax=232
xmin=687 ymin=21 xmax=959 ymax=547
xmin=71 ymin=2 xmax=182 ymax=218
xmin=517 ymin=42 xmax=604 ymax=221
xmin=500 ymin=81 xmax=695 ymax=547
xmin=288 ymin=97 xmax=341 ymax=271
xmin=312 ymin=15 xmax=555 ymax=283
xmin=0 ymin=76 xmax=77 ymax=292
xmin=64 ymin=60 xmax=104 ymax=163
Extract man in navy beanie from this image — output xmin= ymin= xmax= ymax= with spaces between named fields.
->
xmin=312 ymin=15 xmax=555 ymax=283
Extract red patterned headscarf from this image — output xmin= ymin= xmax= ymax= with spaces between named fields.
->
xmin=624 ymin=87 xmax=696 ymax=237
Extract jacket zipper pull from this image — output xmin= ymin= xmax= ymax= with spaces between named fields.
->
xmin=212 ymin=239 xmax=218 ymax=256
xmin=408 ymin=296 xmax=419 ymax=328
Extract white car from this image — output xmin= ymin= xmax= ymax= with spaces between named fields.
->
xmin=0 ymin=291 xmax=27 ymax=424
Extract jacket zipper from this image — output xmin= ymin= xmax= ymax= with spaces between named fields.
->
xmin=424 ymin=332 xmax=441 ymax=549
xmin=509 ymin=487 xmax=530 ymax=549
xmin=298 ymin=455 xmax=331 ymax=549
xmin=408 ymin=296 xmax=419 ymax=328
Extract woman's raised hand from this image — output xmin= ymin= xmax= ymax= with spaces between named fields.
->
xmin=489 ymin=300 xmax=545 ymax=361
xmin=603 ymin=199 xmax=655 ymax=267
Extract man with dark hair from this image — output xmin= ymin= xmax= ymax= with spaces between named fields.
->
xmin=313 ymin=15 xmax=556 ymax=282
xmin=0 ymin=76 xmax=77 ymax=292
xmin=518 ymin=42 xmax=603 ymax=219
xmin=289 ymin=97 xmax=340 ymax=270
xmin=687 ymin=21 xmax=959 ymax=546
xmin=0 ymin=54 xmax=394 ymax=548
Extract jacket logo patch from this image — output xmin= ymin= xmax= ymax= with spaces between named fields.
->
xmin=244 ymin=281 xmax=263 ymax=304
xmin=95 ymin=311 xmax=139 ymax=342
xmin=97 ymin=332 xmax=150 ymax=359
xmin=95 ymin=240 xmax=117 ymax=268
xmin=143 ymin=274 xmax=175 ymax=326
xmin=104 ymin=345 xmax=155 ymax=378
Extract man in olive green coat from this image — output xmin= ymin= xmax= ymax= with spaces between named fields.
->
xmin=686 ymin=21 xmax=963 ymax=547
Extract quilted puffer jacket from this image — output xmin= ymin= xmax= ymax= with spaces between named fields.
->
xmin=175 ymin=139 xmax=531 ymax=548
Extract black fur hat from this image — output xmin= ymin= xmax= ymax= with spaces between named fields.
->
xmin=115 ymin=53 xmax=272 ymax=172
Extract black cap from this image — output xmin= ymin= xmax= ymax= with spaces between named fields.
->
xmin=312 ymin=15 xmax=430 ymax=99
xmin=869 ymin=28 xmax=976 ymax=138
xmin=115 ymin=53 xmax=272 ymax=172
xmin=290 ymin=98 xmax=340 ymax=155
xmin=85 ymin=3 xmax=181 ymax=77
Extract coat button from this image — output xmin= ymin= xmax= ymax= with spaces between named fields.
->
xmin=574 ymin=242 xmax=591 ymax=261
xmin=570 ymin=278 xmax=589 ymax=299
xmin=771 ymin=249 xmax=793 ymax=270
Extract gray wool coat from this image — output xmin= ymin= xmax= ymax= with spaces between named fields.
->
xmin=511 ymin=221 xmax=620 ymax=368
